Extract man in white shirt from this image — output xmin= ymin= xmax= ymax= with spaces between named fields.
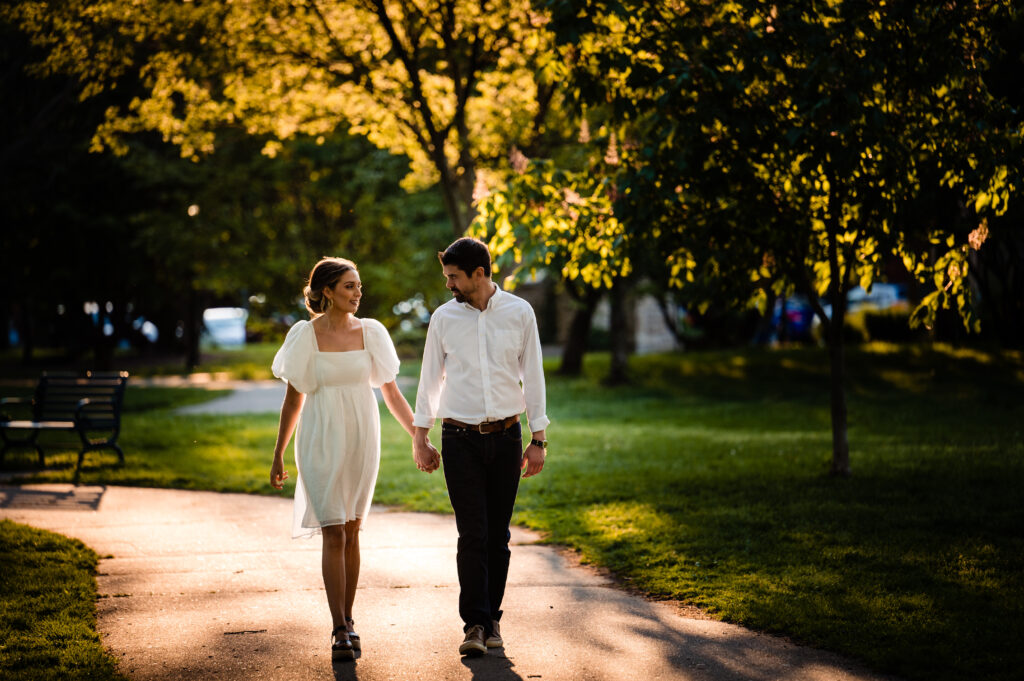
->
xmin=412 ymin=237 xmax=549 ymax=657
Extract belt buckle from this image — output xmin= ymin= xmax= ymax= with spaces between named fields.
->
xmin=477 ymin=421 xmax=490 ymax=434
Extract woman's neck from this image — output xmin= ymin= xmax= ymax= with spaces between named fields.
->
xmin=321 ymin=309 xmax=354 ymax=330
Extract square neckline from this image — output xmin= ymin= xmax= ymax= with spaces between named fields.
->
xmin=311 ymin=319 xmax=367 ymax=353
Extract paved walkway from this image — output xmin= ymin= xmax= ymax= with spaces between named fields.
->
xmin=173 ymin=379 xmax=287 ymax=415
xmin=168 ymin=377 xmax=418 ymax=415
xmin=0 ymin=484 xmax=896 ymax=681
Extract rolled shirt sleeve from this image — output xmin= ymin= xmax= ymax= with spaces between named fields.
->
xmin=413 ymin=312 xmax=445 ymax=428
xmin=519 ymin=306 xmax=550 ymax=432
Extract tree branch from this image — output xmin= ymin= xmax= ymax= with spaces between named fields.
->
xmin=369 ymin=0 xmax=443 ymax=151
xmin=304 ymin=0 xmax=375 ymax=90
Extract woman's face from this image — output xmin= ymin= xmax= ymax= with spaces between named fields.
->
xmin=326 ymin=269 xmax=362 ymax=312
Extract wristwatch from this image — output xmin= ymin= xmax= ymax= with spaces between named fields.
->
xmin=530 ymin=438 xmax=547 ymax=449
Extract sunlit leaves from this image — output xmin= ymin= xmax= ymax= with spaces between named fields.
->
xmin=3 ymin=0 xmax=564 ymax=231
xmin=470 ymin=156 xmax=629 ymax=289
xmin=543 ymin=0 xmax=1021 ymax=337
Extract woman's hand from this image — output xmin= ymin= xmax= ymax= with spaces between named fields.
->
xmin=270 ymin=457 xmax=289 ymax=489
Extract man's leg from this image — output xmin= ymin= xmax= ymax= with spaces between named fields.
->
xmin=441 ymin=427 xmax=492 ymax=634
xmin=484 ymin=423 xmax=524 ymax=625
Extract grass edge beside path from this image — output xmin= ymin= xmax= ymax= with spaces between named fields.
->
xmin=0 ymin=519 xmax=126 ymax=681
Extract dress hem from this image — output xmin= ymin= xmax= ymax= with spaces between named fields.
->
xmin=291 ymin=514 xmax=367 ymax=539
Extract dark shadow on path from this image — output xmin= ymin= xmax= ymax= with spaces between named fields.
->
xmin=332 ymin=655 xmax=360 ymax=680
xmin=461 ymin=650 xmax=525 ymax=681
xmin=0 ymin=485 xmax=105 ymax=510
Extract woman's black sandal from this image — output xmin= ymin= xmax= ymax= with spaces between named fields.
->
xmin=332 ymin=625 xmax=355 ymax=661
xmin=346 ymin=617 xmax=361 ymax=651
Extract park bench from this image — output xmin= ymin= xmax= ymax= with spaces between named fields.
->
xmin=0 ymin=371 xmax=129 ymax=475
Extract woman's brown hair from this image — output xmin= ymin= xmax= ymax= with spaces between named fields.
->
xmin=303 ymin=257 xmax=357 ymax=316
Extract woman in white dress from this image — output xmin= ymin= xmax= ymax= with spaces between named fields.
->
xmin=269 ymin=257 xmax=439 ymax=661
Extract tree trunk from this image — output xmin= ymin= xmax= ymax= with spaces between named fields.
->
xmin=433 ymin=151 xmax=475 ymax=238
xmin=438 ymin=174 xmax=465 ymax=238
xmin=826 ymin=313 xmax=851 ymax=476
xmin=606 ymin=279 xmax=634 ymax=385
xmin=653 ymin=293 xmax=685 ymax=347
xmin=559 ymin=287 xmax=602 ymax=376
xmin=823 ymin=199 xmax=851 ymax=476
xmin=184 ymin=287 xmax=202 ymax=371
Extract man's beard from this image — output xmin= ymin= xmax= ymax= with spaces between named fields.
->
xmin=451 ymin=289 xmax=466 ymax=302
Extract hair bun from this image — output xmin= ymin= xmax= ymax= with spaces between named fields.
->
xmin=303 ymin=256 xmax=358 ymax=317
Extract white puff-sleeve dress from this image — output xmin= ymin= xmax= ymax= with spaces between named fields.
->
xmin=271 ymin=318 xmax=400 ymax=538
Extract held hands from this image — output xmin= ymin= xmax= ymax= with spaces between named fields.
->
xmin=270 ymin=457 xmax=289 ymax=490
xmin=521 ymin=443 xmax=545 ymax=478
xmin=413 ymin=437 xmax=441 ymax=473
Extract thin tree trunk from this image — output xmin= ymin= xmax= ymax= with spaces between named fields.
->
xmin=824 ymin=204 xmax=851 ymax=477
xmin=559 ymin=287 xmax=602 ymax=376
xmin=654 ymin=293 xmax=684 ymax=347
xmin=437 ymin=168 xmax=467 ymax=238
xmin=184 ymin=287 xmax=202 ymax=371
xmin=606 ymin=279 xmax=633 ymax=385
xmin=826 ymin=312 xmax=851 ymax=476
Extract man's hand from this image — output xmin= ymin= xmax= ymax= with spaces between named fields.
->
xmin=413 ymin=428 xmax=441 ymax=473
xmin=521 ymin=443 xmax=545 ymax=478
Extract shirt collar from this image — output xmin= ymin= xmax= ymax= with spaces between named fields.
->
xmin=459 ymin=282 xmax=502 ymax=312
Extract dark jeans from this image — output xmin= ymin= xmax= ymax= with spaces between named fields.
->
xmin=441 ymin=421 xmax=523 ymax=635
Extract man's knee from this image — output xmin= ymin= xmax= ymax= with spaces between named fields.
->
xmin=457 ymin=530 xmax=488 ymax=555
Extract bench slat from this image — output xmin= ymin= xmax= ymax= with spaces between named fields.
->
xmin=2 ymin=420 xmax=77 ymax=429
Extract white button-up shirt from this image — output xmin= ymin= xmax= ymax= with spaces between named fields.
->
xmin=413 ymin=287 xmax=550 ymax=432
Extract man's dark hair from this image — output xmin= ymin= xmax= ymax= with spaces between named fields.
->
xmin=438 ymin=237 xmax=492 ymax=277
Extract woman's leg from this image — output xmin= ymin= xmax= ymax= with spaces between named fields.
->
xmin=343 ymin=518 xmax=361 ymax=629
xmin=321 ymin=524 xmax=348 ymax=630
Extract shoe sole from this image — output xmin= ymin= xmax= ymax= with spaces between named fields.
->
xmin=332 ymin=646 xmax=355 ymax=661
xmin=486 ymin=640 xmax=502 ymax=648
xmin=459 ymin=643 xmax=487 ymax=656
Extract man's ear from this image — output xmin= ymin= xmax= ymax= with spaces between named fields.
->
xmin=473 ymin=266 xmax=487 ymax=280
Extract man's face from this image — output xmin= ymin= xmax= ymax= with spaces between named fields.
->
xmin=443 ymin=264 xmax=479 ymax=303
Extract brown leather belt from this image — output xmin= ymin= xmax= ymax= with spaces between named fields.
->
xmin=441 ymin=415 xmax=519 ymax=434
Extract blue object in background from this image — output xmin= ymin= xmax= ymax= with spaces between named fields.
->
xmin=202 ymin=307 xmax=248 ymax=347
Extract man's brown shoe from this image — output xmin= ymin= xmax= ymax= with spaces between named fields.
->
xmin=485 ymin=620 xmax=503 ymax=648
xmin=459 ymin=624 xmax=487 ymax=656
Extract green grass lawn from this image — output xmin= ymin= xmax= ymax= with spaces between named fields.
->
xmin=0 ymin=520 xmax=126 ymax=681
xmin=2 ymin=343 xmax=1022 ymax=681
